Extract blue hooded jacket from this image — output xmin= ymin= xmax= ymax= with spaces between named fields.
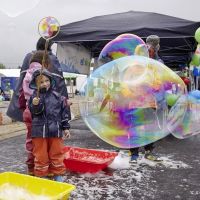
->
xmin=29 ymin=69 xmax=70 ymax=138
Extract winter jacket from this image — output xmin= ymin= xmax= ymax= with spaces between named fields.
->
xmin=29 ymin=88 xmax=70 ymax=138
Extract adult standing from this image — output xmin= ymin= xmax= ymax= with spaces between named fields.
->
xmin=7 ymin=37 xmax=71 ymax=174
xmin=7 ymin=37 xmax=71 ymax=121
xmin=130 ymin=35 xmax=163 ymax=163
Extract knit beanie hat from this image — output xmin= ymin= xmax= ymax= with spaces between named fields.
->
xmin=146 ymin=35 xmax=160 ymax=51
xmin=146 ymin=35 xmax=160 ymax=48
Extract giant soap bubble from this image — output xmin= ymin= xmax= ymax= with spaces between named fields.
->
xmin=98 ymin=33 xmax=146 ymax=64
xmin=79 ymin=55 xmax=186 ymax=148
xmin=167 ymin=94 xmax=200 ymax=139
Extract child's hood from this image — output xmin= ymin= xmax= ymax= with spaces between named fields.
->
xmin=29 ymin=69 xmax=56 ymax=89
xmin=28 ymin=62 xmax=42 ymax=72
xmin=26 ymin=62 xmax=42 ymax=80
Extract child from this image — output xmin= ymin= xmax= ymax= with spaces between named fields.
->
xmin=29 ymin=69 xmax=70 ymax=182
xmin=21 ymin=50 xmax=48 ymax=175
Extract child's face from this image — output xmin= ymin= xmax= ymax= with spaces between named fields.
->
xmin=148 ymin=46 xmax=155 ymax=58
xmin=37 ymin=75 xmax=50 ymax=90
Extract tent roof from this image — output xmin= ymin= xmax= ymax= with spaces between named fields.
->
xmin=54 ymin=11 xmax=200 ymax=67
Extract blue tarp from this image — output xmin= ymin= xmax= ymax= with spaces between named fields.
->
xmin=1 ymin=77 xmax=19 ymax=91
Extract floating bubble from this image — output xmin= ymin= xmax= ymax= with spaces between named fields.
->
xmin=188 ymin=90 xmax=200 ymax=99
xmin=79 ymin=55 xmax=186 ymax=148
xmin=167 ymin=94 xmax=200 ymax=139
xmin=134 ymin=44 xmax=149 ymax=57
xmin=38 ymin=16 xmax=60 ymax=39
xmin=0 ymin=0 xmax=40 ymax=17
xmin=98 ymin=33 xmax=145 ymax=64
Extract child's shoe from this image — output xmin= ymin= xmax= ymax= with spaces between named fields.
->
xmin=145 ymin=151 xmax=162 ymax=162
xmin=42 ymin=176 xmax=51 ymax=180
xmin=54 ymin=175 xmax=64 ymax=182
xmin=27 ymin=171 xmax=34 ymax=176
xmin=27 ymin=167 xmax=34 ymax=176
xmin=130 ymin=155 xmax=139 ymax=163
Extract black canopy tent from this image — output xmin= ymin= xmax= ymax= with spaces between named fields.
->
xmin=54 ymin=11 xmax=200 ymax=68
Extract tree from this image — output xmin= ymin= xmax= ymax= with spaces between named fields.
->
xmin=0 ymin=63 xmax=6 ymax=69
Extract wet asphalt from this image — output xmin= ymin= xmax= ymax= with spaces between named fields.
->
xmin=0 ymin=119 xmax=200 ymax=200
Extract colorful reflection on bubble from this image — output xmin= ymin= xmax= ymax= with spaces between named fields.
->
xmin=79 ymin=55 xmax=186 ymax=148
xmin=38 ymin=16 xmax=60 ymax=39
xmin=98 ymin=33 xmax=145 ymax=64
xmin=168 ymin=94 xmax=200 ymax=139
xmin=134 ymin=44 xmax=149 ymax=57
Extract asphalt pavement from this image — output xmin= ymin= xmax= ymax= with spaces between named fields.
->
xmin=0 ymin=119 xmax=200 ymax=200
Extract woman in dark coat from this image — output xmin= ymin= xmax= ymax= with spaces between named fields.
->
xmin=7 ymin=37 xmax=71 ymax=121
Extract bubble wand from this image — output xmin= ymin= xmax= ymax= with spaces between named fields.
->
xmin=37 ymin=16 xmax=60 ymax=97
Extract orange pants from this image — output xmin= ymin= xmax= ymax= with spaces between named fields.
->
xmin=23 ymin=107 xmax=34 ymax=174
xmin=32 ymin=137 xmax=66 ymax=177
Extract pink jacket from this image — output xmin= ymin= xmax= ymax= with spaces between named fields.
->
xmin=22 ymin=62 xmax=42 ymax=101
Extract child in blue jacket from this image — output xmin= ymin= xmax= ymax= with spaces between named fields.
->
xmin=29 ymin=69 xmax=70 ymax=182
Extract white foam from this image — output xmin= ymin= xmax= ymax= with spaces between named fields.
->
xmin=108 ymin=152 xmax=130 ymax=169
xmin=0 ymin=183 xmax=50 ymax=200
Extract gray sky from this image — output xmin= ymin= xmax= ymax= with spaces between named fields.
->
xmin=0 ymin=0 xmax=199 ymax=68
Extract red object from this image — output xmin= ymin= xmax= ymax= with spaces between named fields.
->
xmin=18 ymin=87 xmax=26 ymax=110
xmin=181 ymin=77 xmax=190 ymax=85
xmin=63 ymin=146 xmax=118 ymax=173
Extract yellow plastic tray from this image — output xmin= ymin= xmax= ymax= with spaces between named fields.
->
xmin=0 ymin=172 xmax=75 ymax=200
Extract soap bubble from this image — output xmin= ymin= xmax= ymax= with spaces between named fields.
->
xmin=38 ymin=16 xmax=60 ymax=39
xmin=98 ymin=33 xmax=145 ymax=64
xmin=79 ymin=55 xmax=186 ymax=148
xmin=188 ymin=90 xmax=200 ymax=99
xmin=167 ymin=94 xmax=200 ymax=139
xmin=134 ymin=44 xmax=149 ymax=57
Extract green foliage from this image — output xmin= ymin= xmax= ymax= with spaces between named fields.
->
xmin=0 ymin=63 xmax=6 ymax=69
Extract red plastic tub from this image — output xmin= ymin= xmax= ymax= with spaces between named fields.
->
xmin=63 ymin=146 xmax=118 ymax=173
